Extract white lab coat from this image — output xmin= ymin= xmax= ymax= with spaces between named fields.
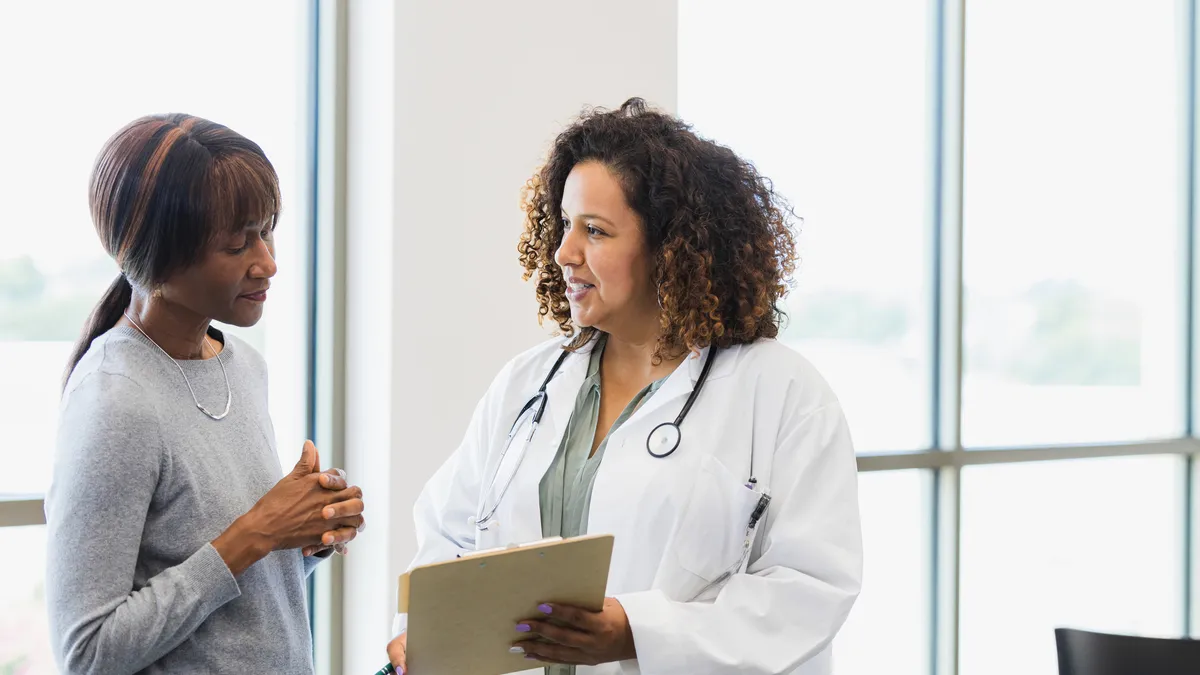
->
xmin=400 ymin=336 xmax=862 ymax=674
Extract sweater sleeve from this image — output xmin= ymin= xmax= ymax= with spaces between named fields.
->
xmin=304 ymin=547 xmax=335 ymax=576
xmin=45 ymin=373 xmax=242 ymax=675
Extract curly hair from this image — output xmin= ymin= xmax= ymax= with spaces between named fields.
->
xmin=518 ymin=97 xmax=798 ymax=361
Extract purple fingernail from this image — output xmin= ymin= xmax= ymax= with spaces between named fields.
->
xmin=538 ymin=603 xmax=552 ymax=614
xmin=516 ymin=623 xmax=531 ymax=632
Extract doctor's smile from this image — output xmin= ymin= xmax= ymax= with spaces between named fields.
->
xmin=384 ymin=98 xmax=862 ymax=675
xmin=564 ymin=276 xmax=594 ymax=302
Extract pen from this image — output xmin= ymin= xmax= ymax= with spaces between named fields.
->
xmin=373 ymin=663 xmax=396 ymax=674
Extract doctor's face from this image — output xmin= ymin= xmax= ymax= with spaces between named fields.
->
xmin=554 ymin=161 xmax=659 ymax=338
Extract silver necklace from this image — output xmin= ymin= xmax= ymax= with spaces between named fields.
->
xmin=123 ymin=310 xmax=232 ymax=421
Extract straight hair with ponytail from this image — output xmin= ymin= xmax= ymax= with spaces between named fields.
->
xmin=64 ymin=114 xmax=281 ymax=388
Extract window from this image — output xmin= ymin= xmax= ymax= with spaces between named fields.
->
xmin=959 ymin=456 xmax=1184 ymax=674
xmin=961 ymin=0 xmax=1184 ymax=448
xmin=0 ymin=1 xmax=311 ymax=668
xmin=0 ymin=526 xmax=50 ymax=673
xmin=680 ymin=1 xmax=1200 ymax=674
xmin=679 ymin=0 xmax=933 ymax=454
xmin=834 ymin=471 xmax=931 ymax=675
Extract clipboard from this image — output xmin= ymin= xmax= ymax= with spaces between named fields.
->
xmin=398 ymin=534 xmax=614 ymax=675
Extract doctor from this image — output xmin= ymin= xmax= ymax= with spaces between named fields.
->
xmin=387 ymin=98 xmax=862 ymax=674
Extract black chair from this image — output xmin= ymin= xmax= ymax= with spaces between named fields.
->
xmin=1055 ymin=627 xmax=1200 ymax=675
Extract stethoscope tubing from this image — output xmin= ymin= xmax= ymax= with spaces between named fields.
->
xmin=475 ymin=343 xmax=717 ymax=530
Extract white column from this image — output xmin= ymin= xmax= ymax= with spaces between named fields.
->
xmin=342 ymin=1 xmax=679 ymax=671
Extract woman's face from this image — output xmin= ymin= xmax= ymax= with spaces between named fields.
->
xmin=160 ymin=220 xmax=278 ymax=327
xmin=554 ymin=161 xmax=659 ymax=339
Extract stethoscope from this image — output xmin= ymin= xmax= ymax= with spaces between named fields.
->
xmin=470 ymin=344 xmax=719 ymax=531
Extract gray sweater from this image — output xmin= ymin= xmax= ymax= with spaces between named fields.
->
xmin=46 ymin=326 xmax=322 ymax=674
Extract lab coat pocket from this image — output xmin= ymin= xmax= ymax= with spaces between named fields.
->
xmin=672 ymin=454 xmax=761 ymax=584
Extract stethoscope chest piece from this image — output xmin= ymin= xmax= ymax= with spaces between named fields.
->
xmin=647 ymin=422 xmax=682 ymax=458
xmin=644 ymin=345 xmax=717 ymax=459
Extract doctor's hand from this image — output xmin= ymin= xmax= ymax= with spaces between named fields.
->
xmin=512 ymin=598 xmax=636 ymax=666
xmin=301 ymin=450 xmax=366 ymax=557
xmin=386 ymin=632 xmax=407 ymax=674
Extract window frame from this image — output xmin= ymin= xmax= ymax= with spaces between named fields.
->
xmin=0 ymin=0 xmax=328 ymax=667
xmin=845 ymin=1 xmax=1200 ymax=673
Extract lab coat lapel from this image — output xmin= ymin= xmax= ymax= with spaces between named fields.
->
xmin=502 ymin=340 xmax=593 ymax=544
xmin=621 ymin=345 xmax=737 ymax=428
xmin=541 ymin=344 xmax=593 ymax=448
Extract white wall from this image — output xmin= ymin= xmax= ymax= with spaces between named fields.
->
xmin=342 ymin=1 xmax=679 ymax=671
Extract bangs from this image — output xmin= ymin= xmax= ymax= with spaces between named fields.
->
xmin=203 ymin=150 xmax=281 ymax=237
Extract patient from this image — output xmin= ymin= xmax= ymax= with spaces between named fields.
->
xmin=46 ymin=113 xmax=365 ymax=674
